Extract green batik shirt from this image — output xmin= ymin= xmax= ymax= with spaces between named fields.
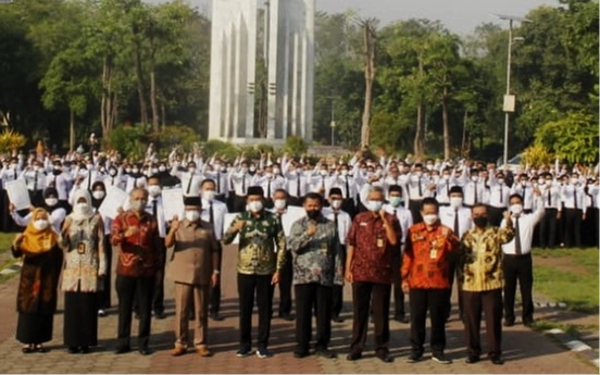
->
xmin=223 ymin=210 xmax=287 ymax=275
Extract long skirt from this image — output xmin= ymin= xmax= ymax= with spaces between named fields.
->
xmin=64 ymin=292 xmax=99 ymax=347
xmin=16 ymin=312 xmax=53 ymax=344
xmin=98 ymin=236 xmax=112 ymax=310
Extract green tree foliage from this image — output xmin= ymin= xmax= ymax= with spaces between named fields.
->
xmin=283 ymin=136 xmax=308 ymax=157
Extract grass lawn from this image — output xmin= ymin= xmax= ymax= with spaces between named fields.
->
xmin=0 ymin=232 xmax=19 ymax=283
xmin=533 ymin=248 xmax=599 ymax=313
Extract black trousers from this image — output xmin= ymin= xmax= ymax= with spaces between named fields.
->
xmin=594 ymin=208 xmax=599 ymax=248
xmin=502 ymin=253 xmax=534 ymax=324
xmin=153 ymin=241 xmax=167 ymax=314
xmin=234 ymin=195 xmax=247 ymax=213
xmin=539 ymin=208 xmax=558 ymax=248
xmin=350 ymin=282 xmax=391 ymax=355
xmin=209 ymin=242 xmax=223 ymax=315
xmin=562 ymin=208 xmax=582 ymax=247
xmin=331 ymin=245 xmax=346 ymax=318
xmin=116 ymin=275 xmax=154 ymax=349
xmin=98 ymin=235 xmax=112 ymax=310
xmin=408 ymin=200 xmax=423 ymax=224
xmin=462 ymin=289 xmax=503 ymax=358
xmin=226 ymin=191 xmax=235 ymax=213
xmin=342 ymin=198 xmax=356 ymax=219
xmin=391 ymin=253 xmax=405 ymax=318
xmin=409 ymin=288 xmax=448 ymax=357
xmin=278 ymin=251 xmax=293 ymax=316
xmin=237 ymin=273 xmax=274 ymax=350
xmin=295 ymin=283 xmax=332 ymax=352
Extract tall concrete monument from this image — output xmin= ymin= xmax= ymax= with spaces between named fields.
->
xmin=208 ymin=0 xmax=314 ymax=144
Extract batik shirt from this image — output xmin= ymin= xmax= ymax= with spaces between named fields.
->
xmin=223 ymin=210 xmax=286 ymax=275
xmin=288 ymin=215 xmax=340 ymax=286
xmin=458 ymin=224 xmax=514 ymax=292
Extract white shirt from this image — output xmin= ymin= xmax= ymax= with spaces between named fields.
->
xmin=200 ymin=198 xmax=228 ymax=240
xmin=12 ymin=207 xmax=66 ymax=234
xmin=331 ymin=174 xmax=358 ymax=203
xmin=125 ymin=175 xmax=148 ymax=193
xmin=463 ymin=180 xmax=486 ymax=206
xmin=510 ymin=183 xmax=535 ymax=210
xmin=21 ymin=169 xmax=46 ymax=192
xmin=145 ymin=195 xmax=167 ymax=238
xmin=45 ymin=172 xmax=72 ymax=201
xmin=439 ymin=206 xmax=473 ymax=239
xmin=203 ymin=170 xmax=229 ymax=195
xmin=501 ymin=198 xmax=544 ymax=255
xmin=541 ymin=183 xmax=562 ymax=210
xmin=560 ymin=184 xmax=585 ymax=211
xmin=383 ymin=204 xmax=413 ymax=244
xmin=322 ymin=207 xmax=352 ymax=245
xmin=284 ymin=171 xmax=311 ymax=198
xmin=229 ymin=172 xmax=254 ymax=196
xmin=252 ymin=175 xmax=286 ymax=199
xmin=487 ymin=182 xmax=510 ymax=208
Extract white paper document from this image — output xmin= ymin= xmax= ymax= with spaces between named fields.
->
xmin=161 ymin=188 xmax=185 ymax=221
xmin=98 ymin=187 xmax=129 ymax=219
xmin=223 ymin=213 xmax=242 ymax=244
xmin=5 ymin=179 xmax=31 ymax=211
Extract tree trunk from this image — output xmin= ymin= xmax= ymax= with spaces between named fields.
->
xmin=461 ymin=109 xmax=468 ymax=158
xmin=150 ymin=70 xmax=159 ymax=131
xmin=69 ymin=108 xmax=75 ymax=152
xmin=101 ymin=55 xmax=114 ymax=138
xmin=413 ymin=55 xmax=425 ymax=158
xmin=160 ymin=102 xmax=166 ymax=130
xmin=442 ymin=86 xmax=450 ymax=160
xmin=360 ymin=21 xmax=377 ymax=148
xmin=133 ymin=41 xmax=148 ymax=127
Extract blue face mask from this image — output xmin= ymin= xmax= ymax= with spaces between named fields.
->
xmin=366 ymin=200 xmax=383 ymax=212
xmin=389 ymin=196 xmax=403 ymax=207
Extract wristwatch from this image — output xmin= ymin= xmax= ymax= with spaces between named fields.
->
xmin=213 ymin=270 xmax=220 ymax=275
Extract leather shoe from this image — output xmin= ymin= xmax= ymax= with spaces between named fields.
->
xmin=196 ymin=346 xmax=212 ymax=357
xmin=138 ymin=348 xmax=152 ymax=356
xmin=523 ymin=319 xmax=535 ymax=328
xmin=490 ymin=356 xmax=505 ymax=365
xmin=278 ymin=313 xmax=294 ymax=321
xmin=80 ymin=346 xmax=90 ymax=354
xmin=394 ymin=315 xmax=409 ymax=324
xmin=293 ymin=350 xmax=310 ymax=359
xmin=115 ymin=346 xmax=131 ymax=355
xmin=503 ymin=320 xmax=515 ymax=327
xmin=332 ymin=315 xmax=345 ymax=323
xmin=171 ymin=347 xmax=187 ymax=357
xmin=465 ymin=355 xmax=480 ymax=364
xmin=315 ymin=349 xmax=337 ymax=359
xmin=376 ymin=353 xmax=394 ymax=363
xmin=346 ymin=352 xmax=362 ymax=361
xmin=68 ymin=347 xmax=80 ymax=354
xmin=211 ymin=313 xmax=225 ymax=321
xmin=154 ymin=311 xmax=166 ymax=320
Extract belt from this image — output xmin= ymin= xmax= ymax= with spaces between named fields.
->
xmin=504 ymin=252 xmax=531 ymax=258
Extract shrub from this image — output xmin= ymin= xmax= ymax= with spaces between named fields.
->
xmin=284 ymin=136 xmax=308 ymax=157
xmin=0 ymin=130 xmax=27 ymax=154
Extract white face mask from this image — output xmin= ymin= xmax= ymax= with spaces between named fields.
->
xmin=92 ymin=191 xmax=105 ymax=200
xmin=131 ymin=200 xmax=147 ymax=212
xmin=148 ymin=185 xmax=162 ymax=197
xmin=185 ymin=210 xmax=200 ymax=222
xmin=320 ymin=170 xmax=328 ymax=176
xmin=341 ymin=170 xmax=349 ymax=176
xmin=274 ymin=199 xmax=287 ymax=210
xmin=497 ymin=179 xmax=504 ymax=185
xmin=273 ymin=168 xmax=281 ymax=175
xmin=266 ymin=172 xmax=273 ymax=179
xmin=422 ymin=214 xmax=438 ymax=225
xmin=202 ymin=190 xmax=216 ymax=202
xmin=471 ymin=176 xmax=479 ymax=182
xmin=74 ymin=202 xmax=89 ymax=214
xmin=158 ymin=166 xmax=166 ymax=172
xmin=510 ymin=204 xmax=524 ymax=216
xmin=331 ymin=199 xmax=342 ymax=210
xmin=450 ymin=197 xmax=463 ymax=209
xmin=45 ymin=198 xmax=58 ymax=207
xmin=247 ymin=201 xmax=263 ymax=213
xmin=132 ymin=168 xmax=139 ymax=174
xmin=33 ymin=219 xmax=49 ymax=231
xmin=571 ymin=178 xmax=578 ymax=185
xmin=366 ymin=200 xmax=383 ymax=212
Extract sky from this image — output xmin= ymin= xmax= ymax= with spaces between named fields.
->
xmin=147 ymin=0 xmax=558 ymax=35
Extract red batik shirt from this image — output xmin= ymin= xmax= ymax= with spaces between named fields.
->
xmin=346 ymin=211 xmax=402 ymax=284
xmin=111 ymin=210 xmax=161 ymax=278
xmin=401 ymin=222 xmax=459 ymax=289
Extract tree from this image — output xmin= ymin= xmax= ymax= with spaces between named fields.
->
xmin=535 ymin=112 xmax=598 ymax=164
xmin=359 ymin=18 xmax=378 ymax=148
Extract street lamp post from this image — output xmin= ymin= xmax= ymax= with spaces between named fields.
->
xmin=492 ymin=13 xmax=530 ymax=167
xmin=329 ymin=97 xmax=336 ymax=146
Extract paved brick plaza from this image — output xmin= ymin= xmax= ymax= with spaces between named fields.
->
xmin=0 ymin=245 xmax=595 ymax=374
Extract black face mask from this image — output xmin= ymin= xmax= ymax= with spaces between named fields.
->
xmin=473 ymin=216 xmax=488 ymax=228
xmin=306 ymin=210 xmax=320 ymax=220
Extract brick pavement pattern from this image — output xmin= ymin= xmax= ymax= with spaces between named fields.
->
xmin=0 ymin=244 xmax=595 ymax=374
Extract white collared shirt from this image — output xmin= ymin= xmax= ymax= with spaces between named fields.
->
xmin=501 ymin=198 xmax=544 ymax=255
xmin=383 ymin=203 xmax=413 ymax=244
xmin=321 ymin=207 xmax=352 ymax=245
xmin=200 ymin=198 xmax=228 ymax=240
xmin=439 ymin=205 xmax=473 ymax=239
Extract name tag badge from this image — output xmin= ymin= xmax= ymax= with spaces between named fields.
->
xmin=360 ymin=222 xmax=368 ymax=227
xmin=377 ymin=238 xmax=384 ymax=248
xmin=77 ymin=242 xmax=87 ymax=254
xmin=320 ymin=242 xmax=328 ymax=254
xmin=430 ymin=249 xmax=438 ymax=259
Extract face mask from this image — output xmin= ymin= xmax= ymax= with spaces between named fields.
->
xmin=266 ymin=172 xmax=273 ymax=179
xmin=274 ymin=199 xmax=287 ymax=210
xmin=10 ymin=164 xmax=17 ymax=170
xmin=306 ymin=209 xmax=320 ymax=220
xmin=202 ymin=190 xmax=216 ymax=202
xmin=331 ymin=199 xmax=342 ymax=210
xmin=92 ymin=191 xmax=105 ymax=200
xmin=442 ymin=174 xmax=450 ymax=180
xmin=273 ymin=168 xmax=280 ymax=175
xmin=411 ymin=174 xmax=420 ymax=182
xmin=125 ymin=168 xmax=132 ymax=174
xmin=366 ymin=200 xmax=383 ymax=212
xmin=473 ymin=216 xmax=488 ymax=228
xmin=185 ymin=210 xmax=200 ymax=222
xmin=132 ymin=168 xmax=139 ymax=174
xmin=188 ymin=167 xmax=196 ymax=173
xmin=148 ymin=185 xmax=162 ymax=197
xmin=33 ymin=166 xmax=40 ymax=172
xmin=389 ymin=196 xmax=403 ymax=207
xmin=45 ymin=198 xmax=58 ymax=207
xmin=131 ymin=200 xmax=147 ymax=212
xmin=221 ymin=167 xmax=227 ymax=173
xmin=471 ymin=176 xmax=479 ymax=182
xmin=450 ymin=197 xmax=463 ymax=209
xmin=151 ymin=168 xmax=158 ymax=175
xmin=86 ymin=164 xmax=93 ymax=170
xmin=497 ymin=179 xmax=504 ymax=185
xmin=422 ymin=214 xmax=438 ymax=225
xmin=33 ymin=219 xmax=49 ymax=231
xmin=249 ymin=166 xmax=256 ymax=172
xmin=241 ymin=167 xmax=248 ymax=174
xmin=320 ymin=170 xmax=328 ymax=176
xmin=74 ymin=202 xmax=89 ymax=214
xmin=571 ymin=178 xmax=578 ymax=185
xmin=415 ymin=171 xmax=423 ymax=177
xmin=341 ymin=170 xmax=349 ymax=176
xmin=247 ymin=201 xmax=263 ymax=213
xmin=510 ymin=204 xmax=524 ymax=216
xmin=158 ymin=166 xmax=166 ymax=172
xmin=538 ymin=178 xmax=544 ymax=185
xmin=109 ymin=169 xmax=117 ymax=176
xmin=546 ymin=180 xmax=552 ymax=186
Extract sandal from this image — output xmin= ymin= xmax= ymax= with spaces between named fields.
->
xmin=21 ymin=344 xmax=34 ymax=354
xmin=35 ymin=344 xmax=48 ymax=353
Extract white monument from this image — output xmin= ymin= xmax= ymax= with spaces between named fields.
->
xmin=208 ymin=0 xmax=314 ymax=144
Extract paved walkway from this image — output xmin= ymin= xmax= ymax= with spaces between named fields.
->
xmin=0 ymin=244 xmax=595 ymax=374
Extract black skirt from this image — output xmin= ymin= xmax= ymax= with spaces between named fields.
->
xmin=16 ymin=312 xmax=53 ymax=344
xmin=63 ymin=292 xmax=99 ymax=347
xmin=98 ymin=235 xmax=112 ymax=309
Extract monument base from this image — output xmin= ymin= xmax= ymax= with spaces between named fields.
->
xmin=209 ymin=137 xmax=286 ymax=146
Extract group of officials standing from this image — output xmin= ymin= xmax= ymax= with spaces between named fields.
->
xmin=8 ymin=148 xmax=596 ymax=365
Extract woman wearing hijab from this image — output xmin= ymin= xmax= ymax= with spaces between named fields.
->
xmin=11 ymin=208 xmax=64 ymax=353
xmin=10 ymin=187 xmax=67 ymax=233
xmin=91 ymin=181 xmax=113 ymax=316
xmin=60 ymin=189 xmax=107 ymax=354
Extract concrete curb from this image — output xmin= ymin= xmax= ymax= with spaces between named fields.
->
xmin=0 ymin=261 xmax=21 ymax=276
xmin=545 ymin=328 xmax=599 ymax=367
